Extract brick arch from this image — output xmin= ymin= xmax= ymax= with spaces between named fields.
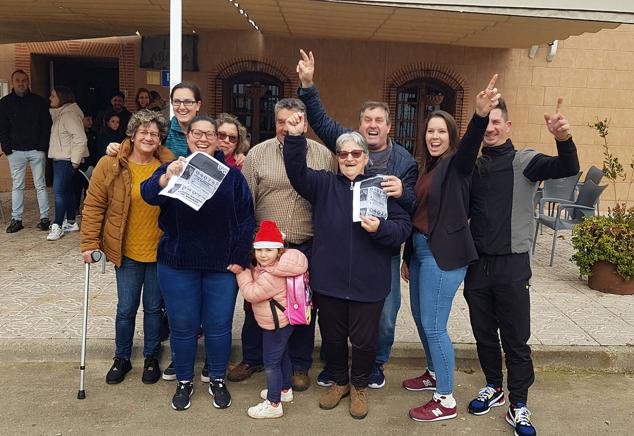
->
xmin=384 ymin=63 xmax=470 ymax=133
xmin=207 ymin=57 xmax=297 ymax=115
xmin=14 ymin=38 xmax=137 ymax=103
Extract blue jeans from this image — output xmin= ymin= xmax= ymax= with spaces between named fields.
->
xmin=114 ymin=257 xmax=162 ymax=359
xmin=6 ymin=150 xmax=49 ymax=220
xmin=157 ymin=264 xmax=238 ymax=381
xmin=375 ymin=254 xmax=402 ymax=366
xmin=409 ymin=232 xmax=466 ymax=395
xmin=263 ymin=325 xmax=294 ymax=403
xmin=52 ymin=160 xmax=76 ymax=225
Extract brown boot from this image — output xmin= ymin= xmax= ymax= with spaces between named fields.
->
xmin=319 ymin=384 xmax=350 ymax=410
xmin=291 ymin=369 xmax=311 ymax=392
xmin=349 ymin=385 xmax=368 ymax=419
xmin=227 ymin=361 xmax=263 ymax=382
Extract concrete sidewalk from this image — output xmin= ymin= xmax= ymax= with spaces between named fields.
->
xmin=1 ymin=190 xmax=633 ymax=371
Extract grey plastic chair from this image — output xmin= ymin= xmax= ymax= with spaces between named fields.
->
xmin=582 ymin=165 xmax=604 ymax=185
xmin=576 ymin=165 xmax=604 ymax=212
xmin=532 ymin=179 xmax=607 ymax=266
xmin=535 ymin=171 xmax=582 ymax=232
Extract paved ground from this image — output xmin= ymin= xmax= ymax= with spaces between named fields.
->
xmin=1 ymin=361 xmax=632 ymax=436
xmin=1 ymin=189 xmax=632 ymax=352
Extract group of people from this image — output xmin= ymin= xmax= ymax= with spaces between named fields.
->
xmin=1 ymin=47 xmax=580 ymax=436
xmin=0 ymin=69 xmax=171 ymax=241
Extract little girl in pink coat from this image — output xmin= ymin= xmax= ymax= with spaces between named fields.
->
xmin=235 ymin=220 xmax=308 ymax=419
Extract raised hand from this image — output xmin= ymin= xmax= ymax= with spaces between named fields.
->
xmin=296 ymin=49 xmax=315 ymax=89
xmin=285 ymin=112 xmax=306 ymax=136
xmin=544 ymin=97 xmax=572 ymax=141
xmin=475 ymin=74 xmax=501 ymax=117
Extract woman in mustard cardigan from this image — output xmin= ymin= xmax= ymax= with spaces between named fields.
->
xmin=80 ymin=109 xmax=174 ymax=386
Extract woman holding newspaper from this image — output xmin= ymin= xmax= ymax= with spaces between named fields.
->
xmin=282 ymin=113 xmax=411 ymax=420
xmin=401 ymin=75 xmax=501 ymax=423
xmin=80 ymin=109 xmax=174 ymax=385
xmin=141 ymin=115 xmax=255 ymax=412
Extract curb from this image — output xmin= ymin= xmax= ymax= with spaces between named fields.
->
xmin=1 ymin=339 xmax=632 ymax=373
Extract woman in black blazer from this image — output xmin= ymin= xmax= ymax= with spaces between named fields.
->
xmin=404 ymin=75 xmax=501 ymax=423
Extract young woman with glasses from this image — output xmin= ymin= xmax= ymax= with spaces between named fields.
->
xmin=141 ymin=115 xmax=255 ymax=411
xmin=164 ymin=82 xmax=203 ymax=158
xmin=106 ymin=82 xmax=202 ymax=159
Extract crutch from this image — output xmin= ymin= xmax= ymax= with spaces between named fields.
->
xmin=77 ymin=250 xmax=103 ymax=400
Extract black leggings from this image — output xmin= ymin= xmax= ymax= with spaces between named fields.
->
xmin=315 ymin=293 xmax=384 ymax=387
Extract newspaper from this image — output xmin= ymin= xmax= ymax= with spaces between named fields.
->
xmin=352 ymin=175 xmax=388 ymax=222
xmin=159 ymin=151 xmax=229 ymax=211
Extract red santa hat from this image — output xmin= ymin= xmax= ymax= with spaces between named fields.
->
xmin=253 ymin=220 xmax=285 ymax=249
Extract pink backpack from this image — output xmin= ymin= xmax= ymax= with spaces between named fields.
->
xmin=270 ymin=272 xmax=312 ymax=329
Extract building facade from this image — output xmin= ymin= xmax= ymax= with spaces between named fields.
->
xmin=1 ymin=25 xmax=633 ymax=208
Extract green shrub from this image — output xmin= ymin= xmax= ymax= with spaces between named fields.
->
xmin=571 ymin=204 xmax=634 ymax=280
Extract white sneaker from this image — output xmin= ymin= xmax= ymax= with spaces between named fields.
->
xmin=247 ymin=399 xmax=283 ymax=419
xmin=47 ymin=224 xmax=64 ymax=241
xmin=260 ymin=388 xmax=293 ymax=402
xmin=62 ymin=221 xmax=80 ymax=232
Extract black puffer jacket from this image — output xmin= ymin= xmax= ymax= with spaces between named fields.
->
xmin=0 ymin=90 xmax=51 ymax=155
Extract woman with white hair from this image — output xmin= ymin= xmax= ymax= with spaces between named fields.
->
xmin=283 ymin=113 xmax=411 ymax=420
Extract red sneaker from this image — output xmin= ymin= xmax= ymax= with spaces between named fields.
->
xmin=402 ymin=369 xmax=436 ymax=391
xmin=409 ymin=398 xmax=457 ymax=422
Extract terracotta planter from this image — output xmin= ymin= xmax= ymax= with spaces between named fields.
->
xmin=588 ymin=261 xmax=634 ymax=295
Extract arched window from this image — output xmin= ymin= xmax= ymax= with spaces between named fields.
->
xmin=223 ymin=72 xmax=283 ymax=145
xmin=394 ymin=79 xmax=463 ymax=159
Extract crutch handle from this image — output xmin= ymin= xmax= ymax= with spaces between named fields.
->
xmin=90 ymin=250 xmax=103 ymax=262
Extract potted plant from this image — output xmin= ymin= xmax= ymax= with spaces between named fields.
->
xmin=570 ymin=118 xmax=634 ymax=294
xmin=571 ymin=203 xmax=634 ymax=294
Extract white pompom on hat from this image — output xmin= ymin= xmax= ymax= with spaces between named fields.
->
xmin=253 ymin=220 xmax=285 ymax=249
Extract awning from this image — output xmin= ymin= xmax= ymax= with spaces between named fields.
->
xmin=0 ymin=0 xmax=631 ymax=47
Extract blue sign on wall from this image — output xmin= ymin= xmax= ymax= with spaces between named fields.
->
xmin=161 ymin=70 xmax=170 ymax=88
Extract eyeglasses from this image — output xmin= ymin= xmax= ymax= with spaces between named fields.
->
xmin=189 ymin=129 xmax=217 ymax=140
xmin=172 ymin=99 xmax=197 ymax=107
xmin=337 ymin=150 xmax=365 ymax=160
xmin=217 ymin=132 xmax=238 ymax=144
xmin=137 ymin=130 xmax=160 ymax=140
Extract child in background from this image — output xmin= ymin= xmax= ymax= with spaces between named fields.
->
xmin=235 ymin=220 xmax=308 ymax=419
xmin=95 ymin=111 xmax=125 ymax=158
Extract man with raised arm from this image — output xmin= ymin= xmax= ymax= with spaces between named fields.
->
xmin=465 ymin=97 xmax=579 ymax=436
xmin=296 ymin=49 xmax=418 ymax=389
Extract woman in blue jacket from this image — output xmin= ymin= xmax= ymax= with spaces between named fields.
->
xmin=141 ymin=115 xmax=255 ymax=412
xmin=283 ymin=112 xmax=411 ymax=420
